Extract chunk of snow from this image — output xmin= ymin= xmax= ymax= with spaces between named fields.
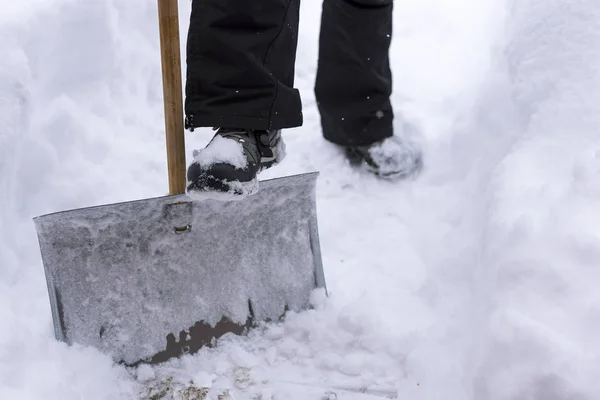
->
xmin=193 ymin=135 xmax=247 ymax=170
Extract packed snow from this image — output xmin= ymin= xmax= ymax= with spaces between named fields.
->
xmin=192 ymin=135 xmax=248 ymax=170
xmin=2 ymin=0 xmax=600 ymax=399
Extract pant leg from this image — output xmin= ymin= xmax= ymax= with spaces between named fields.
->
xmin=315 ymin=0 xmax=394 ymax=147
xmin=185 ymin=0 xmax=303 ymax=131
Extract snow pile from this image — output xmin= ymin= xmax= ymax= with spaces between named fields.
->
xmin=2 ymin=0 xmax=600 ymax=399
xmin=469 ymin=0 xmax=600 ymax=398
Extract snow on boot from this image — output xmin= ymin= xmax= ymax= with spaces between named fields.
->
xmin=345 ymin=135 xmax=422 ymax=180
xmin=186 ymin=128 xmax=285 ymax=199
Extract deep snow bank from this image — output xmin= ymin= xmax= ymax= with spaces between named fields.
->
xmin=469 ymin=0 xmax=600 ymax=398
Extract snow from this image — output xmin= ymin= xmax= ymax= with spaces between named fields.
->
xmin=2 ymin=0 xmax=600 ymax=399
xmin=192 ymin=135 xmax=248 ymax=170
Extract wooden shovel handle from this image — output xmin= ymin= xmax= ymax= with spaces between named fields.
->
xmin=158 ymin=0 xmax=186 ymax=195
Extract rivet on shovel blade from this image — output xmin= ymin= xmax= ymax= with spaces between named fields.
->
xmin=174 ymin=224 xmax=192 ymax=234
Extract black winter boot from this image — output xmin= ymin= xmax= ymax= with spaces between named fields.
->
xmin=345 ymin=135 xmax=422 ymax=180
xmin=186 ymin=128 xmax=285 ymax=198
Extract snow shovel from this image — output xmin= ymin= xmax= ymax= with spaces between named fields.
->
xmin=33 ymin=0 xmax=326 ymax=366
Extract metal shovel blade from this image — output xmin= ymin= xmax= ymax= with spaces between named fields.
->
xmin=33 ymin=172 xmax=325 ymax=365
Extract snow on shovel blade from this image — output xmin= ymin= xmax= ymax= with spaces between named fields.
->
xmin=33 ymin=172 xmax=326 ymax=365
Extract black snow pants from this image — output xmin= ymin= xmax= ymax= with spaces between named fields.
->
xmin=185 ymin=0 xmax=394 ymax=147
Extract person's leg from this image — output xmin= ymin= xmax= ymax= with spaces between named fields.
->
xmin=315 ymin=0 xmax=422 ymax=180
xmin=185 ymin=0 xmax=302 ymax=196
xmin=315 ymin=0 xmax=393 ymax=147
xmin=185 ymin=0 xmax=302 ymax=131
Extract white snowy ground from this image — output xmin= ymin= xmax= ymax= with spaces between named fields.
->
xmin=2 ymin=0 xmax=600 ymax=399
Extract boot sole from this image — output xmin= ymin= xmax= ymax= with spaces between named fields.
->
xmin=186 ymin=175 xmax=259 ymax=201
